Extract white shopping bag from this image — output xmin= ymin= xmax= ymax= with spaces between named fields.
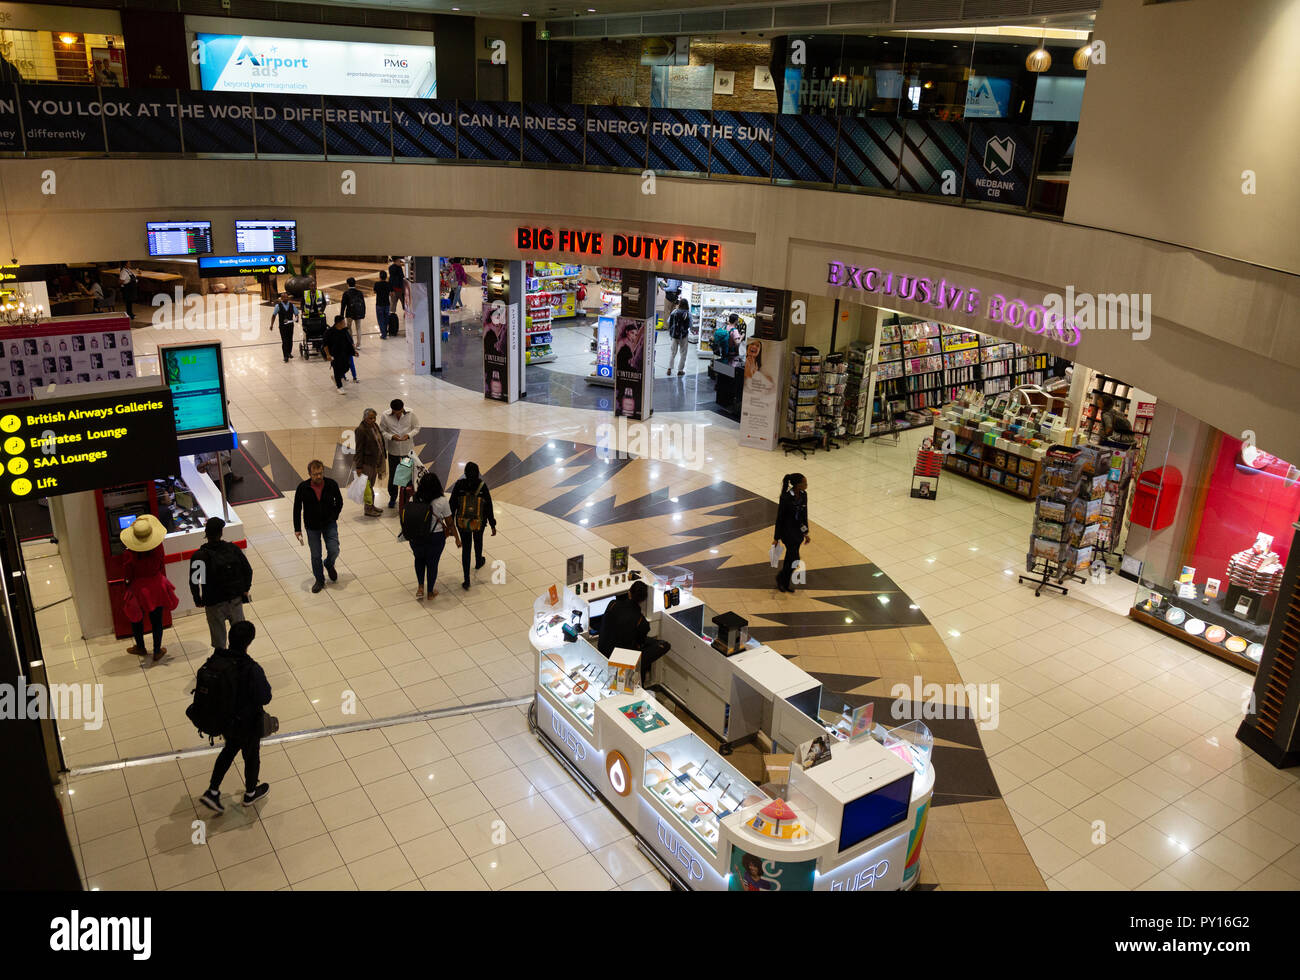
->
xmin=339 ymin=429 xmax=356 ymax=456
xmin=346 ymin=473 xmax=368 ymax=504
xmin=769 ymin=543 xmax=781 ymax=568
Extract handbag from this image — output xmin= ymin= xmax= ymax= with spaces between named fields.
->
xmin=393 ymin=454 xmax=415 ymax=488
xmin=769 ymin=543 xmax=781 ymax=568
xmin=346 ymin=473 xmax=368 ymax=504
xmin=261 ymin=711 xmax=280 ymax=738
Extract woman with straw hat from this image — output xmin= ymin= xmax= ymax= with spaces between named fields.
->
xmin=120 ymin=514 xmax=179 ymax=662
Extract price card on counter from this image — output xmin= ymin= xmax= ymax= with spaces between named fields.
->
xmin=0 ymin=388 xmax=178 ymax=502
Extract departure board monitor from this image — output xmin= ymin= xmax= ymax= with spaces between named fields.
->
xmin=160 ymin=341 xmax=230 ymax=435
xmin=146 ymin=220 xmax=214 ymax=257
xmin=235 ymin=219 xmax=298 ymax=254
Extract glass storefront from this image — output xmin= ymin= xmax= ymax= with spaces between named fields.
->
xmin=1125 ymin=407 xmax=1300 ymax=671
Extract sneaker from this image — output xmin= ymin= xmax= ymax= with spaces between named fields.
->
xmin=241 ymin=783 xmax=270 ymax=806
xmin=199 ymin=789 xmax=224 ymax=813
xmin=337 ymin=387 xmax=346 ymax=395
xmin=312 ymin=580 xmax=325 ymax=593
xmin=326 ymin=563 xmax=338 ymax=582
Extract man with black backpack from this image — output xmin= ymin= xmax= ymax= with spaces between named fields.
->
xmin=189 ymin=517 xmax=253 ymax=654
xmin=449 ymin=461 xmax=498 ymax=591
xmin=341 ymin=276 xmax=367 ymax=350
xmin=666 ymin=297 xmax=691 ymax=376
xmin=194 ymin=621 xmax=272 ymax=812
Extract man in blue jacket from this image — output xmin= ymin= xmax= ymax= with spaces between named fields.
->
xmin=199 ymin=621 xmax=273 ymax=812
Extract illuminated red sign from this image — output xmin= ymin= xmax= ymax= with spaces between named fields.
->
xmin=516 ymin=227 xmax=721 ymax=269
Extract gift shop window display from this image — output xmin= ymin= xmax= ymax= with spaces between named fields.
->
xmin=1126 ymin=406 xmax=1300 ymax=671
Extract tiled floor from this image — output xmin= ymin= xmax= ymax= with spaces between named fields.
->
xmin=39 ymin=290 xmax=1300 ymax=891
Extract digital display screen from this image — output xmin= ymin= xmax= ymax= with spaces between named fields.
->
xmin=117 ymin=514 xmax=138 ymax=531
xmin=198 ymin=254 xmax=288 ymax=278
xmin=838 ymin=773 xmax=913 ymax=852
xmin=235 ymin=219 xmax=297 ymax=254
xmin=160 ymin=342 xmax=228 ymax=434
xmin=147 ymin=220 xmax=213 ymax=257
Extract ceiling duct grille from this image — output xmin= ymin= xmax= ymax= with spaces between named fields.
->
xmin=963 ymin=0 xmax=1033 ymax=17
xmin=894 ymin=0 xmax=965 ymax=22
xmin=641 ymin=14 xmax=684 ymax=34
xmin=774 ymin=5 xmax=832 ymax=27
xmin=723 ymin=7 xmax=776 ymax=30
xmin=828 ymin=1 xmax=894 ymax=26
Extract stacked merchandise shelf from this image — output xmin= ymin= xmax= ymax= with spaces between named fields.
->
xmin=783 ymin=346 xmax=822 ymax=454
xmin=1096 ymin=445 xmax=1136 ymax=568
xmin=523 ymin=284 xmax=556 ymax=365
xmin=842 ymin=341 xmax=872 ymax=438
xmin=933 ymin=394 xmax=1079 ymax=500
xmin=528 ymin=262 xmax=584 ymax=320
xmin=816 ymin=353 xmax=848 ymax=446
xmin=1020 ymin=445 xmax=1104 ymax=596
xmin=691 ymin=284 xmax=757 ymax=359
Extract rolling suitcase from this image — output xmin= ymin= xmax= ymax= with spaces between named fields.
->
xmin=388 ymin=312 xmax=400 ymax=336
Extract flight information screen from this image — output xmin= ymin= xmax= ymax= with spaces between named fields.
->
xmin=235 ymin=219 xmax=298 ymax=254
xmin=146 ymin=220 xmax=213 ymax=257
xmin=161 ymin=342 xmax=229 ymax=434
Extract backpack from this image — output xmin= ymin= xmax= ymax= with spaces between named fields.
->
xmin=186 ymin=654 xmax=242 ymax=741
xmin=455 ymin=481 xmax=485 ymax=531
xmin=712 ymin=325 xmax=731 ymax=358
xmin=198 ymin=541 xmax=251 ymax=603
xmin=400 ymin=497 xmax=433 ymax=542
xmin=346 ymin=290 xmax=366 ymax=320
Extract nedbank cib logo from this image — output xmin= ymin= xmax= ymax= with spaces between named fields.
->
xmin=232 ymin=40 xmax=308 ymax=77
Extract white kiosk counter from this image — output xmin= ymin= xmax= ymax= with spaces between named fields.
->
xmin=528 ymin=569 xmax=935 ymax=891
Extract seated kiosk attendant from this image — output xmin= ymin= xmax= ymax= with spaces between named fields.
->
xmin=596 ymin=580 xmax=669 ymax=684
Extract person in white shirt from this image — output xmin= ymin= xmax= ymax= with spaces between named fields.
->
xmin=119 ymin=262 xmax=138 ymax=319
xmin=379 ymin=398 xmax=421 ymax=508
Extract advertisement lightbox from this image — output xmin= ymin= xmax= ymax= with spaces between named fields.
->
xmin=197 ymin=33 xmax=436 ymax=98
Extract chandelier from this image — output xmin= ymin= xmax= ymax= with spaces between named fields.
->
xmin=0 ymin=299 xmax=45 ymax=326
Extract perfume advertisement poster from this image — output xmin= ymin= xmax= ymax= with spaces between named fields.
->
xmin=738 ymin=338 xmax=784 ymax=450
xmin=614 ymin=316 xmax=649 ymax=420
xmin=483 ymin=299 xmax=510 ymax=401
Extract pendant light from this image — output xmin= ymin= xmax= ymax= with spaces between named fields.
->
xmin=1073 ymin=38 xmax=1093 ymax=71
xmin=1026 ymin=32 xmax=1051 ymax=72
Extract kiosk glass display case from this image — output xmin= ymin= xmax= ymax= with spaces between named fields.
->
xmin=644 ymin=733 xmax=768 ymax=854
xmin=538 ymin=646 xmax=620 ymax=734
xmin=881 ymin=720 xmax=934 ymax=776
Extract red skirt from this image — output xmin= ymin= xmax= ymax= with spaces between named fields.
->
xmin=122 ymin=572 xmax=179 ymax=622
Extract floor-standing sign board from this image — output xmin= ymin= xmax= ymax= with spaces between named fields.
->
xmin=0 ymin=387 xmax=178 ymax=503
xmin=615 ymin=270 xmax=656 ymax=420
xmin=484 ymin=260 xmax=522 ymax=403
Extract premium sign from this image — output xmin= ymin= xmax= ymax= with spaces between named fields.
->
xmin=0 ymin=389 xmax=178 ymax=502
xmin=826 ymin=261 xmax=1080 ymax=346
xmin=516 ymin=227 xmax=721 ymax=269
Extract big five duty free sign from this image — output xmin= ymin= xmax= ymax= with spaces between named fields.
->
xmin=0 ymin=389 xmax=179 ymax=503
xmin=516 ymin=227 xmax=721 ymax=270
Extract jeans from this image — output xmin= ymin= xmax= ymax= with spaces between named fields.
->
xmin=209 ymin=732 xmax=261 ymax=795
xmin=376 ymin=304 xmax=389 ymax=338
xmin=411 ymin=533 xmax=447 ymax=589
xmin=349 ymin=355 xmax=358 ymax=381
xmin=459 ymin=527 xmax=485 ymax=584
xmin=347 ymin=317 xmax=363 ymax=348
xmin=777 ymin=534 xmax=802 ymax=590
xmin=130 ymin=607 xmax=164 ymax=654
xmin=669 ymin=335 xmax=688 ymax=373
xmin=305 ymin=523 xmax=339 ymax=584
xmin=205 ymin=598 xmax=246 ymax=650
xmin=451 ymin=285 xmax=462 ymax=309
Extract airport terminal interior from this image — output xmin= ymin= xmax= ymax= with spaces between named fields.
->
xmin=2 ymin=0 xmax=1300 ymax=900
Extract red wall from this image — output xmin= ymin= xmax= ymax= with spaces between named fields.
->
xmin=1189 ymin=435 xmax=1300 ymax=579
